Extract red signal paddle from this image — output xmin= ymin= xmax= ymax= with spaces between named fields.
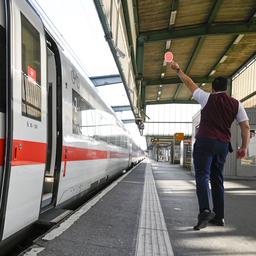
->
xmin=164 ymin=51 xmax=173 ymax=63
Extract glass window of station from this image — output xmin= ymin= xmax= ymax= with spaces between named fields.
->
xmin=232 ymin=57 xmax=256 ymax=108
xmin=144 ymin=104 xmax=200 ymax=136
xmin=232 ymin=56 xmax=256 ymax=167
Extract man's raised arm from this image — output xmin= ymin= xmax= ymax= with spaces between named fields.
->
xmin=170 ymin=61 xmax=198 ymax=93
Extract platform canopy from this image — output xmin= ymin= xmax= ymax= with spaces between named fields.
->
xmin=94 ymin=0 xmax=256 ymax=124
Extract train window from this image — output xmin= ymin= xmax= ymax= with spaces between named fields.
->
xmin=0 ymin=25 xmax=5 ymax=113
xmin=72 ymin=89 xmax=93 ymax=135
xmin=21 ymin=14 xmax=41 ymax=121
xmin=95 ymin=111 xmax=111 ymax=143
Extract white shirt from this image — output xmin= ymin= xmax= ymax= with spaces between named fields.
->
xmin=192 ymin=88 xmax=249 ymax=123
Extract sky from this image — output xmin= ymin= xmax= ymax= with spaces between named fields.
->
xmin=35 ymin=0 xmax=118 ymax=76
xmin=32 ymin=0 xmax=147 ymax=149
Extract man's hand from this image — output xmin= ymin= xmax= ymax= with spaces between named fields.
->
xmin=169 ymin=61 xmax=198 ymax=93
xmin=236 ymin=147 xmax=247 ymax=159
xmin=170 ymin=61 xmax=180 ymax=71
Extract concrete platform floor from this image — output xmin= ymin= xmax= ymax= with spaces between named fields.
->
xmin=23 ymin=160 xmax=256 ymax=256
xmin=153 ymin=161 xmax=256 ymax=256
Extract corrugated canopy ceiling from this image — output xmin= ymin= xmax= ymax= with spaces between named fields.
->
xmin=126 ymin=0 xmax=256 ymax=111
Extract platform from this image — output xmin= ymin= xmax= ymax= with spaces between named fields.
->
xmin=23 ymin=160 xmax=256 ymax=256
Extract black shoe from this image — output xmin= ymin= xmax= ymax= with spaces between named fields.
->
xmin=193 ymin=210 xmax=215 ymax=230
xmin=209 ymin=218 xmax=225 ymax=226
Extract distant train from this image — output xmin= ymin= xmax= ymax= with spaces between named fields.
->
xmin=0 ymin=0 xmax=144 ymax=249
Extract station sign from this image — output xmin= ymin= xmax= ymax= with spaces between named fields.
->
xmin=174 ymin=133 xmax=184 ymax=142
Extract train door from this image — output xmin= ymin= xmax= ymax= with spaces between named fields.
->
xmin=0 ymin=0 xmax=48 ymax=240
xmin=0 ymin=2 xmax=6 ymax=198
xmin=40 ymin=35 xmax=62 ymax=211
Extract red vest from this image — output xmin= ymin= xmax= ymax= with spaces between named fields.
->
xmin=196 ymin=93 xmax=239 ymax=142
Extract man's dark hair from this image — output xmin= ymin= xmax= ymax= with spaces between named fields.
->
xmin=212 ymin=77 xmax=228 ymax=92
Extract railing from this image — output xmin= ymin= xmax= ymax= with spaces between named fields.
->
xmin=21 ymin=72 xmax=41 ymax=121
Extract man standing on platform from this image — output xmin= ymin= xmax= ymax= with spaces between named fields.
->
xmin=170 ymin=61 xmax=250 ymax=230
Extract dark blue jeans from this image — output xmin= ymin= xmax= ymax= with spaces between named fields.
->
xmin=193 ymin=138 xmax=229 ymax=219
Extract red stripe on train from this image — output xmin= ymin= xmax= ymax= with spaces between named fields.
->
xmin=109 ymin=151 xmax=128 ymax=158
xmin=0 ymin=139 xmax=129 ymax=166
xmin=12 ymin=140 xmax=47 ymax=166
xmin=61 ymin=146 xmax=108 ymax=161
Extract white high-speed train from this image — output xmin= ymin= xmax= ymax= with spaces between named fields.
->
xmin=0 ymin=0 xmax=144 ymax=249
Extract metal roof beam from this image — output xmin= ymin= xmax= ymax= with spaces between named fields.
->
xmin=94 ymin=0 xmax=138 ymax=126
xmin=145 ymin=99 xmax=197 ymax=105
xmin=240 ymin=90 xmax=256 ymax=103
xmin=248 ymin=8 xmax=256 ymax=24
xmin=139 ymin=22 xmax=256 ymax=42
xmin=173 ymin=83 xmax=181 ymax=99
xmin=141 ymin=84 xmax=146 ymax=110
xmin=185 ymin=37 xmax=205 ymax=74
xmin=185 ymin=0 xmax=223 ymax=74
xmin=146 ymin=121 xmax=192 ymax=124
xmin=207 ymin=0 xmax=224 ymax=24
xmin=143 ymin=76 xmax=213 ymax=86
xmin=90 ymin=74 xmax=122 ymax=86
xmin=136 ymin=37 xmax=144 ymax=78
xmin=132 ymin=0 xmax=140 ymax=36
xmin=121 ymin=0 xmax=137 ymax=76
xmin=171 ymin=0 xmax=178 ymax=12
xmin=174 ymin=0 xmax=223 ymax=99
xmin=175 ymin=35 xmax=207 ymax=98
xmin=146 ymin=135 xmax=174 ymax=139
xmin=159 ymin=0 xmax=179 ymax=84
xmin=112 ymin=105 xmax=131 ymax=112
xmin=169 ymin=0 xmax=178 ymax=27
